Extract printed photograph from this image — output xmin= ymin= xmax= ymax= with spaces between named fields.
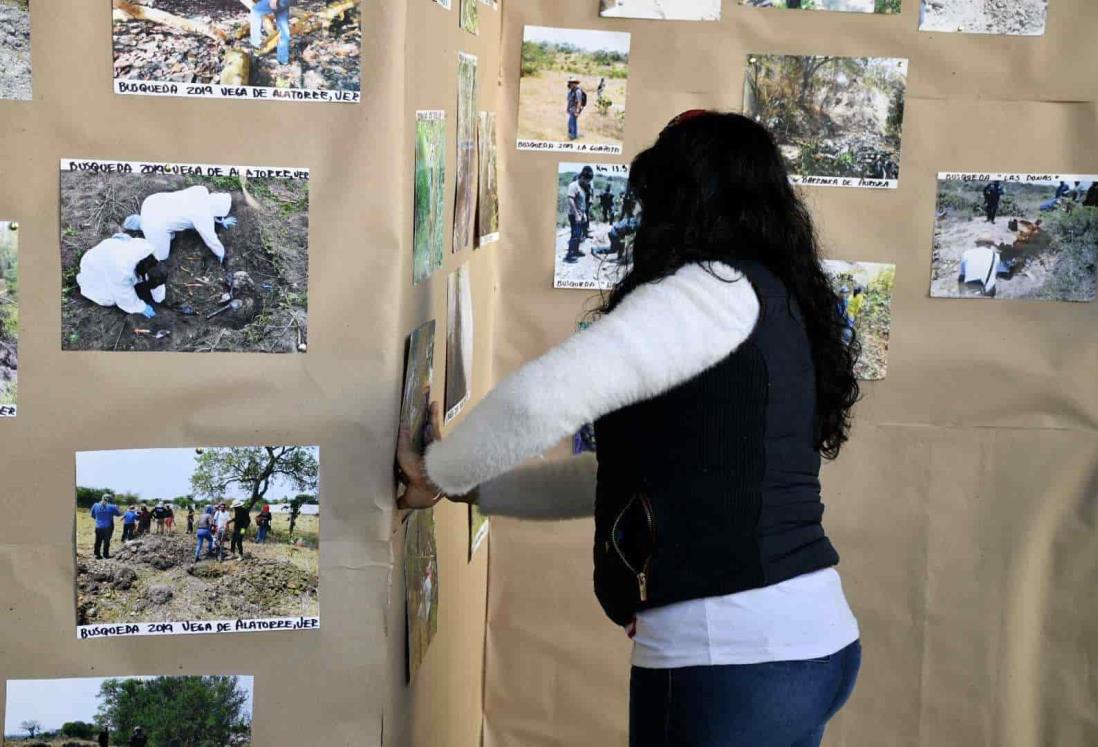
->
xmin=460 ymin=0 xmax=478 ymax=34
xmin=444 ymin=264 xmax=473 ymax=422
xmin=0 ymin=221 xmax=17 ymax=417
xmin=743 ymin=55 xmax=908 ymax=188
xmin=919 ymin=0 xmax=1048 ymax=35
xmin=4 ymin=675 xmax=253 ymax=746
xmin=404 ymin=508 xmax=439 ymax=683
xmin=399 ymin=320 xmax=436 ymax=464
xmin=555 ymin=162 xmax=634 ymax=290
xmin=0 ymin=0 xmax=31 ymax=100
xmin=599 ymin=0 xmax=721 ymax=20
xmin=518 ymin=26 xmax=631 ymax=154
xmin=822 ymin=260 xmax=895 ymax=380
xmin=60 ymin=161 xmax=309 ymax=353
xmin=112 ymin=0 xmax=362 ymax=102
xmin=414 ymin=111 xmax=446 ymax=285
xmin=75 ymin=446 xmax=320 ymax=636
xmin=742 ymin=0 xmax=899 ymax=12
xmin=432 ymin=0 xmax=452 ymax=9
xmin=469 ymin=505 xmax=488 ymax=560
xmin=454 ymin=52 xmax=479 ymax=254
xmin=477 ymin=111 xmax=500 ymax=245
xmin=931 ymin=174 xmax=1098 ymax=302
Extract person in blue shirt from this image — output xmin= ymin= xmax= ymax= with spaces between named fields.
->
xmin=122 ymin=505 xmax=138 ymax=542
xmin=90 ymin=494 xmax=122 ymax=559
xmin=250 ymin=0 xmax=293 ymax=66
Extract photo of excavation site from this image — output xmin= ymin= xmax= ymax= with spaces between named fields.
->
xmin=599 ymin=0 xmax=722 ymax=21
xmin=112 ymin=0 xmax=361 ymax=98
xmin=744 ymin=54 xmax=908 ymax=187
xmin=931 ymin=174 xmax=1098 ymax=302
xmin=60 ymin=162 xmax=309 ymax=353
xmin=0 ymin=221 xmax=17 ymax=417
xmin=4 ymin=675 xmax=254 ymax=746
xmin=920 ymin=0 xmax=1048 ymax=36
xmin=554 ymin=162 xmax=633 ymax=290
xmin=823 ymin=259 xmax=895 ymax=380
xmin=0 ymin=0 xmax=32 ymax=100
xmin=742 ymin=0 xmax=899 ymax=12
xmin=75 ymin=446 xmax=320 ymax=634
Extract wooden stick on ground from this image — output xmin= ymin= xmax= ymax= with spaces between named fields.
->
xmin=112 ymin=0 xmax=228 ymax=42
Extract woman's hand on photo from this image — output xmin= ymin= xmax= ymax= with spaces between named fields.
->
xmin=396 ymin=401 xmax=444 ymax=510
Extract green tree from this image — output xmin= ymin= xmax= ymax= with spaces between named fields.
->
xmin=61 ymin=720 xmax=97 ymax=739
xmin=96 ymin=676 xmax=250 ymax=747
xmin=191 ymin=446 xmax=318 ymax=511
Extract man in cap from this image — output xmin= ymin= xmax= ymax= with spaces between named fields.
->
xmin=564 ymin=166 xmax=594 ymax=264
xmin=566 ymin=76 xmax=587 ymax=141
xmin=91 ymin=493 xmax=122 ymax=559
xmin=123 ymin=185 xmax=237 ymax=264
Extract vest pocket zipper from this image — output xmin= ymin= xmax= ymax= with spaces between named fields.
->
xmin=610 ymin=493 xmax=656 ymax=602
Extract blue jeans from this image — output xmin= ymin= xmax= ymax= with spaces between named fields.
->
xmin=251 ymin=0 xmax=292 ymax=65
xmin=630 ymin=640 xmax=861 ymax=747
xmin=194 ymin=529 xmax=213 ymax=561
xmin=568 ymin=112 xmax=579 ymax=140
xmin=256 ymin=524 xmax=268 ymax=543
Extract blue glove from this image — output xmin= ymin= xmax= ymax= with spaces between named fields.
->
xmin=217 ymin=216 xmax=238 ymax=229
xmin=141 ymin=304 xmax=156 ymax=319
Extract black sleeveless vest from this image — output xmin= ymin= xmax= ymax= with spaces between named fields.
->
xmin=591 ymin=261 xmax=840 ymax=626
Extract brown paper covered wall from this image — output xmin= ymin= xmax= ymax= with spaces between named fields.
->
xmin=485 ymin=1 xmax=1098 ymax=746
xmin=0 ymin=2 xmax=501 ymax=746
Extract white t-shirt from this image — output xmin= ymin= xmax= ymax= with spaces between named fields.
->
xmin=631 ymin=567 xmax=860 ymax=668
xmin=213 ymin=510 xmax=231 ymax=531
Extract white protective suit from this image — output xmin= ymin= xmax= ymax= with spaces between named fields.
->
xmin=139 ymin=186 xmax=232 ymax=262
xmin=76 ymin=236 xmax=166 ymax=314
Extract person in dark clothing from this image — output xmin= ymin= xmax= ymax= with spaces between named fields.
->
xmin=566 ymin=77 xmax=586 ymax=140
xmin=1086 ymin=182 xmax=1098 ymax=208
xmin=186 ymin=507 xmax=195 ymax=534
xmin=255 ymin=504 xmax=272 ymax=543
xmin=137 ymin=505 xmax=152 ymax=535
xmin=129 ymin=725 xmax=147 ymax=747
xmin=983 ymin=180 xmax=1004 ymax=223
xmin=599 ymin=186 xmax=615 ymax=223
xmin=564 ymin=166 xmax=594 ymax=264
xmin=98 ymin=727 xmax=110 ymax=747
xmin=121 ymin=505 xmax=138 ymax=542
xmin=229 ymin=500 xmax=252 ymax=558
xmin=398 ymin=110 xmax=864 ymax=747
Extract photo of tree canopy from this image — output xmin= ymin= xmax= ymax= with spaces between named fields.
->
xmin=744 ymin=54 xmax=908 ymax=183
xmin=4 ymin=675 xmax=253 ymax=746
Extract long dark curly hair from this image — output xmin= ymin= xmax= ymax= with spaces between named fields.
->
xmin=598 ymin=111 xmax=859 ymax=459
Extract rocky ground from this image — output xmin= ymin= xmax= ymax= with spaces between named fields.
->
xmin=931 ymin=214 xmax=1054 ymax=299
xmin=554 ymin=222 xmax=629 ymax=290
xmin=921 ymin=0 xmax=1048 ymax=35
xmin=76 ymin=532 xmax=319 ymax=625
xmin=0 ymin=0 xmax=32 ymax=100
xmin=112 ymin=0 xmax=361 ymax=90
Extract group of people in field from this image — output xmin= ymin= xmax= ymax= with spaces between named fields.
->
xmin=97 ymin=724 xmax=150 ymax=747
xmin=88 ymin=493 xmax=274 ymax=563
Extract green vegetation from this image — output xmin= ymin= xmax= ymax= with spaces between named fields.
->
xmin=1040 ymin=206 xmax=1098 ymax=301
xmin=97 ymin=676 xmax=251 ymax=746
xmin=831 ymin=264 xmax=894 ymax=380
xmin=414 ymin=119 xmax=446 ymax=284
xmin=521 ymin=41 xmax=629 ymax=79
xmin=0 ymin=222 xmax=18 ymax=406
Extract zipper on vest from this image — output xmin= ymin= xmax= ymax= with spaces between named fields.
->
xmin=610 ymin=493 xmax=656 ymax=602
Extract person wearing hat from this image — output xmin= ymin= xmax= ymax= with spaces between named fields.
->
xmin=229 ymin=499 xmax=252 ymax=559
xmin=564 ymin=166 xmax=595 ymax=264
xmin=129 ymin=725 xmax=147 ymax=747
xmin=566 ymin=75 xmax=587 ymax=141
xmin=91 ymin=493 xmax=122 ymax=560
xmin=76 ymin=234 xmax=168 ymax=319
xmin=123 ymin=185 xmax=237 ymax=264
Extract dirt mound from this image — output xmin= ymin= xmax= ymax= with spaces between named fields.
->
xmin=113 ymin=534 xmax=196 ymax=570
xmin=921 ymin=0 xmax=1047 ymax=35
xmin=113 ymin=0 xmax=361 ymax=91
xmin=0 ymin=1 xmax=32 ymax=100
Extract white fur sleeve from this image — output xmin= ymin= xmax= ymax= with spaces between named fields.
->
xmin=425 ymin=262 xmax=760 ymax=496
xmin=476 ymin=452 xmax=598 ymax=520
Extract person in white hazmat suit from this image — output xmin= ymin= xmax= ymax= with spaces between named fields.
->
xmin=76 ymin=235 xmax=169 ymax=318
xmin=123 ymin=186 xmax=237 ymax=263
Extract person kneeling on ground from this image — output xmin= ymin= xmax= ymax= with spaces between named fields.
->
xmin=250 ymin=0 xmax=293 ymax=66
xmin=76 ymin=235 xmax=168 ymax=319
xmin=124 ymin=186 xmax=236 ymax=264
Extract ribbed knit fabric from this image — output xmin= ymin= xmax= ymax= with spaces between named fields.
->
xmin=591 ymin=260 xmax=839 ymax=626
